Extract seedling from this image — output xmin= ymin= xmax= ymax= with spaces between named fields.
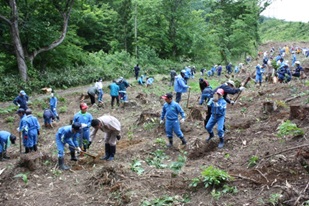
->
xmin=277 ymin=120 xmax=304 ymax=138
xmin=170 ymin=152 xmax=187 ymax=175
xmin=130 ymin=159 xmax=144 ymax=175
xmin=247 ymin=155 xmax=259 ymax=168
xmin=268 ymin=193 xmax=282 ymax=206
xmin=59 ymin=106 xmax=67 ymax=113
xmin=201 ymin=166 xmax=231 ymax=188
xmin=14 ymin=172 xmax=29 ymax=184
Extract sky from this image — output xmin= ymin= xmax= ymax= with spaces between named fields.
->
xmin=261 ymin=0 xmax=309 ymax=23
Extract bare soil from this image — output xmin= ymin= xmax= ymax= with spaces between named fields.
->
xmin=0 ymin=43 xmax=309 ymax=206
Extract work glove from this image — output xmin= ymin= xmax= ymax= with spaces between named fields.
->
xmin=81 ymin=123 xmax=88 ymax=128
xmin=160 ymin=120 xmax=164 ymax=124
xmin=53 ymin=108 xmax=56 ymax=111
xmin=180 ymin=118 xmax=185 ymax=123
xmin=230 ymin=101 xmax=235 ymax=105
xmin=76 ymin=147 xmax=82 ymax=152
xmin=116 ymin=135 xmax=121 ymax=140
xmin=239 ymin=86 xmax=245 ymax=91
xmin=17 ymin=104 xmax=20 ymax=107
xmin=16 ymin=127 xmax=20 ymax=132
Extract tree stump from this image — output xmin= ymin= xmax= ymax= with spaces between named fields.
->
xmin=263 ymin=101 xmax=277 ymax=113
xmin=187 ymin=106 xmax=204 ymax=121
xmin=19 ymin=152 xmax=45 ymax=171
xmin=136 ymin=111 xmax=160 ymax=125
xmin=290 ymin=105 xmax=309 ymax=120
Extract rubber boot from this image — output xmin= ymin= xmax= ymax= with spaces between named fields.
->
xmin=87 ymin=141 xmax=92 ymax=149
xmin=180 ymin=137 xmax=187 ymax=145
xmin=58 ymin=157 xmax=70 ymax=170
xmin=56 ymin=116 xmax=60 ymax=122
xmin=107 ymin=145 xmax=116 ymax=161
xmin=166 ymin=138 xmax=173 ymax=147
xmin=33 ymin=144 xmax=38 ymax=152
xmin=83 ymin=144 xmax=87 ymax=152
xmin=70 ymin=151 xmax=78 ymax=161
xmin=100 ymin=144 xmax=110 ymax=160
xmin=25 ymin=147 xmax=30 ymax=154
xmin=3 ymin=152 xmax=10 ymax=159
xmin=206 ymin=132 xmax=214 ymax=142
xmin=218 ymin=137 xmax=224 ymax=148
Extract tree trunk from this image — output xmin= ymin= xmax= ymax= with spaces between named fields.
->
xmin=10 ymin=0 xmax=28 ymax=81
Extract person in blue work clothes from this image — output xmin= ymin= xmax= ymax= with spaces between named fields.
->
xmin=255 ymin=64 xmax=265 ymax=86
xmin=117 ymin=77 xmax=130 ymax=102
xmin=50 ymin=91 xmax=59 ymax=121
xmin=0 ymin=131 xmax=16 ymax=161
xmin=73 ymin=103 xmax=93 ymax=152
xmin=292 ymin=61 xmax=303 ymax=77
xmin=43 ymin=108 xmax=55 ymax=128
xmin=277 ymin=63 xmax=292 ymax=83
xmin=16 ymin=108 xmax=28 ymax=153
xmin=55 ymin=123 xmax=82 ymax=170
xmin=198 ymin=78 xmax=213 ymax=105
xmin=108 ymin=79 xmax=120 ymax=108
xmin=23 ymin=109 xmax=40 ymax=152
xmin=160 ymin=93 xmax=187 ymax=147
xmin=204 ymin=80 xmax=244 ymax=129
xmin=138 ymin=74 xmax=146 ymax=85
xmin=13 ymin=90 xmax=29 ymax=110
xmin=174 ymin=70 xmax=189 ymax=103
xmin=205 ymin=88 xmax=227 ymax=148
xmin=146 ymin=77 xmax=154 ymax=87
xmin=291 ymin=51 xmax=297 ymax=67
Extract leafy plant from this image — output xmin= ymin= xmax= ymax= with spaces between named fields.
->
xmin=222 ymin=184 xmax=238 ymax=194
xmin=201 ymin=166 xmax=231 ymax=188
xmin=277 ymin=120 xmax=304 ymax=138
xmin=145 ymin=149 xmax=168 ymax=169
xmin=154 ymin=137 xmax=166 ymax=147
xmin=0 ymin=105 xmax=18 ymax=114
xmin=247 ymin=155 xmax=259 ymax=168
xmin=275 ymin=100 xmax=288 ymax=108
xmin=52 ymin=169 xmax=62 ymax=176
xmin=58 ymin=106 xmax=67 ymax=113
xmin=143 ymin=122 xmax=156 ymax=131
xmin=130 ymin=159 xmax=144 ymax=175
xmin=211 ymin=189 xmax=221 ymax=200
xmin=189 ymin=177 xmax=201 ymax=188
xmin=268 ymin=193 xmax=282 ymax=206
xmin=14 ymin=172 xmax=29 ymax=184
xmin=170 ymin=152 xmax=187 ymax=175
xmin=5 ymin=116 xmax=14 ymax=123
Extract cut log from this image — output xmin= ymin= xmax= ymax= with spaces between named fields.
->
xmin=263 ymin=101 xmax=277 ymax=113
xmin=187 ymin=106 xmax=204 ymax=121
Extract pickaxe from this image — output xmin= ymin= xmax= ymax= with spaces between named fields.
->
xmin=233 ymin=75 xmax=251 ymax=103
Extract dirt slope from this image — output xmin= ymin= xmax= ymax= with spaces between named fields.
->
xmin=0 ymin=44 xmax=309 ymax=206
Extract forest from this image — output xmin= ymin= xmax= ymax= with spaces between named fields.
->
xmin=0 ymin=0 xmax=274 ymax=100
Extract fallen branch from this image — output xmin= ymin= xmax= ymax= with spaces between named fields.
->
xmin=254 ymin=169 xmax=269 ymax=183
xmin=261 ymin=144 xmax=309 ymax=160
xmin=230 ymin=174 xmax=261 ymax=184
xmin=284 ymin=95 xmax=301 ymax=103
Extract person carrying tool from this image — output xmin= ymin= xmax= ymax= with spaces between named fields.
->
xmin=50 ymin=91 xmax=60 ymax=121
xmin=174 ymin=70 xmax=189 ymax=103
xmin=55 ymin=123 xmax=82 ymax=170
xmin=205 ymin=88 xmax=227 ymax=148
xmin=90 ymin=115 xmax=121 ymax=161
xmin=73 ymin=103 xmax=93 ymax=152
xmin=204 ymin=80 xmax=245 ymax=128
xmin=160 ymin=93 xmax=187 ymax=147
xmin=13 ymin=90 xmax=29 ymax=110
xmin=0 ymin=131 xmax=16 ymax=161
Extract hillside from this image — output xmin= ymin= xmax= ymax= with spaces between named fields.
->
xmin=0 ymin=43 xmax=309 ymax=206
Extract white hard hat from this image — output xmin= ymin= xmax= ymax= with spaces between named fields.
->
xmin=227 ymin=80 xmax=235 ymax=87
xmin=295 ymin=61 xmax=300 ymax=65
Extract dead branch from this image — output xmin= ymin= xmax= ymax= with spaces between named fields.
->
xmin=230 ymin=174 xmax=261 ymax=184
xmin=261 ymin=144 xmax=309 ymax=161
xmin=284 ymin=95 xmax=301 ymax=103
xmin=254 ymin=169 xmax=269 ymax=183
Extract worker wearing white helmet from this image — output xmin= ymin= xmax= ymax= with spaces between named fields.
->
xmin=292 ymin=61 xmax=304 ymax=78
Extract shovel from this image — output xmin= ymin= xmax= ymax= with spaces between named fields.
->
xmin=68 ymin=145 xmax=97 ymax=159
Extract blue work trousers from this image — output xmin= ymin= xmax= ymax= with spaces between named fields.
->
xmin=206 ymin=114 xmax=225 ymax=138
xmin=165 ymin=119 xmax=183 ymax=139
xmin=175 ymin=92 xmax=182 ymax=103
xmin=56 ymin=137 xmax=75 ymax=158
